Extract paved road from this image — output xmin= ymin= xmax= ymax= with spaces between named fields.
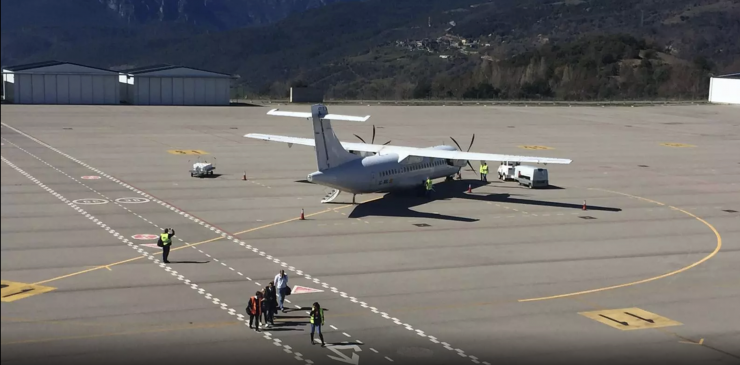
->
xmin=1 ymin=104 xmax=739 ymax=365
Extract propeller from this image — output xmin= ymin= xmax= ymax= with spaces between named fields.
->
xmin=354 ymin=125 xmax=391 ymax=145
xmin=450 ymin=134 xmax=476 ymax=172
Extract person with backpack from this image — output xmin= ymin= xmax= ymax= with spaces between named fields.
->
xmin=274 ymin=270 xmax=289 ymax=313
xmin=309 ymin=302 xmax=325 ymax=347
xmin=246 ymin=291 xmax=263 ymax=331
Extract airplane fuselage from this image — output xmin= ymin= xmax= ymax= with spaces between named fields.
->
xmin=307 ymin=145 xmax=466 ymax=194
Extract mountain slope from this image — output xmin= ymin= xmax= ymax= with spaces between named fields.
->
xmin=141 ymin=0 xmax=740 ymax=99
xmin=0 ymin=0 xmax=359 ymax=66
xmin=3 ymin=0 xmax=738 ymax=100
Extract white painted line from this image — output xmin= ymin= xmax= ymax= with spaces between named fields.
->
xmin=2 ymin=131 xmax=485 ymax=365
xmin=0 ymin=152 xmax=314 ymax=365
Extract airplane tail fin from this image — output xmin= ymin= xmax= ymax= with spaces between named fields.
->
xmin=265 ymin=104 xmax=368 ymax=171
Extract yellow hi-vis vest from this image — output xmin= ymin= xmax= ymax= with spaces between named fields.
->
xmin=160 ymin=233 xmax=172 ymax=246
xmin=310 ymin=308 xmax=324 ymax=325
xmin=425 ymin=179 xmax=433 ymax=190
xmin=480 ymin=164 xmax=488 ymax=174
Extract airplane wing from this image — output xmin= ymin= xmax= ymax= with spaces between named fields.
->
xmin=381 ymin=145 xmax=572 ymax=164
xmin=244 ymin=134 xmax=571 ymax=164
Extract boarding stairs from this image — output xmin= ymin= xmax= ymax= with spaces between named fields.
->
xmin=321 ymin=189 xmax=341 ymax=203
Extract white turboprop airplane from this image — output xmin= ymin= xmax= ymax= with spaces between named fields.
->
xmin=245 ymin=104 xmax=572 ymax=203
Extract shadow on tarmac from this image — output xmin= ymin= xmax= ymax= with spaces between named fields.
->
xmin=347 ymin=179 xmax=621 ymax=222
xmin=168 ymin=260 xmax=210 ymax=264
xmin=193 ymin=173 xmax=223 ymax=179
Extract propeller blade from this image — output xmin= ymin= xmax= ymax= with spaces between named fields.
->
xmin=371 ymin=125 xmax=376 ymax=144
xmin=467 ymin=134 xmax=475 ymax=152
xmin=467 ymin=161 xmax=475 ymax=172
xmin=354 ymin=134 xmax=366 ymax=143
xmin=383 ymin=140 xmax=391 ymax=145
xmin=450 ymin=136 xmax=463 ymax=151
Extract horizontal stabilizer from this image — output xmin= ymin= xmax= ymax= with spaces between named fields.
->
xmin=266 ymin=109 xmax=312 ymax=119
xmin=323 ymin=113 xmax=370 ymax=122
xmin=266 ymin=108 xmax=369 ymax=122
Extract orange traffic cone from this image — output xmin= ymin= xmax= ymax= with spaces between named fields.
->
xmin=468 ymin=184 xmax=472 ymax=193
xmin=582 ymin=200 xmax=587 ymax=211
xmin=300 ymin=209 xmax=305 ymax=220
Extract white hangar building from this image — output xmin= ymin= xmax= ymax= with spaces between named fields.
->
xmin=119 ymin=64 xmax=234 ymax=106
xmin=708 ymin=73 xmax=740 ymax=105
xmin=2 ymin=60 xmax=120 ymax=104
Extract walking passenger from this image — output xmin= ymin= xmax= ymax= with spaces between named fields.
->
xmin=264 ymin=283 xmax=277 ymax=326
xmin=247 ymin=291 xmax=263 ymax=331
xmin=274 ymin=270 xmax=288 ymax=313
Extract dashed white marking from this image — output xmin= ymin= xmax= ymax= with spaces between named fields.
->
xmin=2 ymin=129 xmax=488 ymax=365
xmin=0 ymin=153 xmax=313 ymax=365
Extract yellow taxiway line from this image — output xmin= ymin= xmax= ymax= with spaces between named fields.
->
xmin=518 ymin=188 xmax=723 ymax=302
xmin=32 ymin=197 xmax=381 ymax=286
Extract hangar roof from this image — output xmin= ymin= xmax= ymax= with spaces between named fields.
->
xmin=119 ymin=64 xmax=233 ymax=78
xmin=715 ymin=72 xmax=740 ymax=79
xmin=2 ymin=60 xmax=117 ymax=73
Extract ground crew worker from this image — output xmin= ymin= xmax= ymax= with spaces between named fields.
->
xmin=247 ymin=291 xmax=263 ymax=331
xmin=157 ymin=228 xmax=175 ymax=263
xmin=310 ymin=302 xmax=326 ymax=347
xmin=480 ymin=162 xmax=488 ymax=182
xmin=425 ymin=177 xmax=433 ymax=198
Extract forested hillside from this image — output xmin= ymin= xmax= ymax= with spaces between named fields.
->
xmin=3 ymin=0 xmax=738 ymax=100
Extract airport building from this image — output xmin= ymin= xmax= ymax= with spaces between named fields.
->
xmin=118 ymin=64 xmax=234 ymax=106
xmin=2 ymin=60 xmax=120 ymax=105
xmin=708 ymin=73 xmax=740 ymax=105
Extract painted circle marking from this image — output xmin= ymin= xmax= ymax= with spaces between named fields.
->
xmin=115 ymin=197 xmax=150 ymax=204
xmin=518 ymin=145 xmax=554 ymax=150
xmin=72 ymin=198 xmax=108 ymax=205
xmin=81 ymin=176 xmax=101 ymax=180
xmin=140 ymin=243 xmax=162 ymax=249
xmin=660 ymin=142 xmax=695 ymax=148
xmin=132 ymin=234 xmax=159 ymax=240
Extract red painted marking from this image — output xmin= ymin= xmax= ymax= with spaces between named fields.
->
xmin=132 ymin=234 xmax=158 ymax=240
xmin=81 ymin=176 xmax=101 ymax=180
xmin=291 ymin=285 xmax=325 ymax=295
